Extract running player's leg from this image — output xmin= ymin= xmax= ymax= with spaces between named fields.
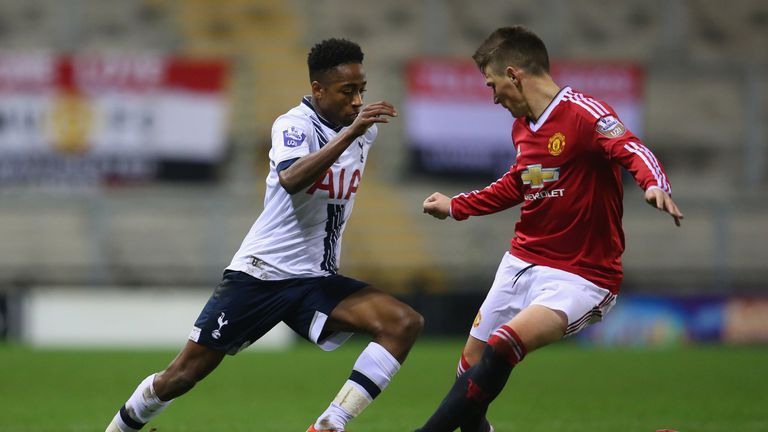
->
xmin=106 ymin=270 xmax=292 ymax=432
xmin=417 ymin=257 xmax=616 ymax=432
xmin=450 ymin=252 xmax=529 ymax=432
xmin=306 ymin=284 xmax=424 ymax=431
xmin=417 ymin=305 xmax=567 ymax=432
xmin=106 ymin=341 xmax=224 ymax=432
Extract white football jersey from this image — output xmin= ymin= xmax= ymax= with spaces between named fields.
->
xmin=227 ymin=96 xmax=376 ymax=280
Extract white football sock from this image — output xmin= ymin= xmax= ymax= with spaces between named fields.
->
xmin=110 ymin=374 xmax=172 ymax=431
xmin=315 ymin=342 xmax=401 ymax=430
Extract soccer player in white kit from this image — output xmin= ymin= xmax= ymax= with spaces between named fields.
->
xmin=105 ymin=38 xmax=423 ymax=432
xmin=415 ymin=26 xmax=684 ymax=431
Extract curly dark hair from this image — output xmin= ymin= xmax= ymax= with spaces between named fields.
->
xmin=307 ymin=38 xmax=364 ymax=81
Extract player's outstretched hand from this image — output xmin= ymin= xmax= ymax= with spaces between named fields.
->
xmin=423 ymin=192 xmax=451 ymax=220
xmin=644 ymin=187 xmax=684 ymax=227
xmin=347 ymin=101 xmax=397 ymax=137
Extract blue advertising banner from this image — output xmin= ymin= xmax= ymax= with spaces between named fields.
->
xmin=578 ymin=295 xmax=728 ymax=347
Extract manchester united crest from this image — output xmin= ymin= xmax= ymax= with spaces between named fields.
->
xmin=548 ymin=132 xmax=566 ymax=156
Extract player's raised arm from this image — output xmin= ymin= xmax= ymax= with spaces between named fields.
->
xmin=279 ymin=101 xmax=396 ymax=194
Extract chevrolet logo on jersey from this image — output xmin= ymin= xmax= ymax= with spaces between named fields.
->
xmin=521 ymin=164 xmax=559 ymax=188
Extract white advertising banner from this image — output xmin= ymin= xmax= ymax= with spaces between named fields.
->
xmin=0 ymin=53 xmax=229 ymax=184
xmin=20 ymin=287 xmax=294 ymax=350
xmin=405 ymin=58 xmax=644 ymax=177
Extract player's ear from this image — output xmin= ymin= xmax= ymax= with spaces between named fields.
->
xmin=506 ymin=66 xmax=521 ymax=87
xmin=505 ymin=66 xmax=515 ymax=80
xmin=311 ymin=80 xmax=324 ymax=99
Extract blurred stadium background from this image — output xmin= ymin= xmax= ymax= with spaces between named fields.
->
xmin=0 ymin=0 xmax=767 ymax=352
xmin=1 ymin=1 xmax=768 ymax=431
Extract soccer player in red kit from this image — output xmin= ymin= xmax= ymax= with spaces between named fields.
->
xmin=415 ymin=26 xmax=684 ymax=432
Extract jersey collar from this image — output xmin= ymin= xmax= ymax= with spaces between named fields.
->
xmin=527 ymin=86 xmax=570 ymax=133
xmin=301 ymin=96 xmax=343 ymax=133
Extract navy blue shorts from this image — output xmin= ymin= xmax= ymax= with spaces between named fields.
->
xmin=190 ymin=270 xmax=368 ymax=355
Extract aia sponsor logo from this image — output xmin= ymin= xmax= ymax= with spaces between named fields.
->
xmin=307 ymin=168 xmax=361 ymax=200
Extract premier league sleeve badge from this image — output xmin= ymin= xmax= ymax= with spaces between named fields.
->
xmin=283 ymin=126 xmax=307 ymax=148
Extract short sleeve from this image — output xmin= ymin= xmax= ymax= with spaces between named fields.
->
xmin=271 ymin=115 xmax=312 ymax=165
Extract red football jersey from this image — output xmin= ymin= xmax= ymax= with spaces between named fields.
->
xmin=450 ymin=87 xmax=671 ymax=294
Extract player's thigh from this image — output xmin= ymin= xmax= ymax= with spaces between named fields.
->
xmin=509 ymin=265 xmax=616 ymax=351
xmin=505 ymin=304 xmax=568 ymax=352
xmin=527 ymin=268 xmax=616 ymax=339
xmin=325 ymin=285 xmax=420 ymax=335
xmin=464 ymin=303 xmax=562 ymax=365
xmin=281 ymin=274 xmax=375 ymax=352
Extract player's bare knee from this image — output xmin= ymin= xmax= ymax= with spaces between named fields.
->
xmin=406 ymin=309 xmax=425 ymax=339
xmin=389 ymin=307 xmax=424 ymax=344
xmin=368 ymin=307 xmax=420 ymax=343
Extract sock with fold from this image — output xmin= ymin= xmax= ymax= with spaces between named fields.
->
xmin=109 ymin=374 xmax=172 ymax=431
xmin=314 ymin=342 xmax=401 ymax=430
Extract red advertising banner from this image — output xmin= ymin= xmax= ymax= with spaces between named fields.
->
xmin=0 ymin=53 xmax=229 ymax=184
xmin=405 ymin=58 xmax=644 ymax=177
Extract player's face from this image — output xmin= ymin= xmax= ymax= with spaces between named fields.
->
xmin=312 ymin=63 xmax=367 ymax=127
xmin=483 ymin=66 xmax=527 ymax=118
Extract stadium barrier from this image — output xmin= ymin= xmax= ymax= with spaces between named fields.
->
xmin=10 ymin=286 xmax=294 ymax=350
xmin=4 ymin=288 xmax=767 ymax=348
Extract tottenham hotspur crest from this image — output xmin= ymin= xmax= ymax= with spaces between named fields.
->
xmin=212 ymin=312 xmax=229 ymax=340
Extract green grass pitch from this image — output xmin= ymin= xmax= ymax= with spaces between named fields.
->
xmin=1 ymin=339 xmax=766 ymax=432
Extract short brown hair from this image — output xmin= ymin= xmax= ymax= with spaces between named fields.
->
xmin=472 ymin=26 xmax=550 ymax=76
